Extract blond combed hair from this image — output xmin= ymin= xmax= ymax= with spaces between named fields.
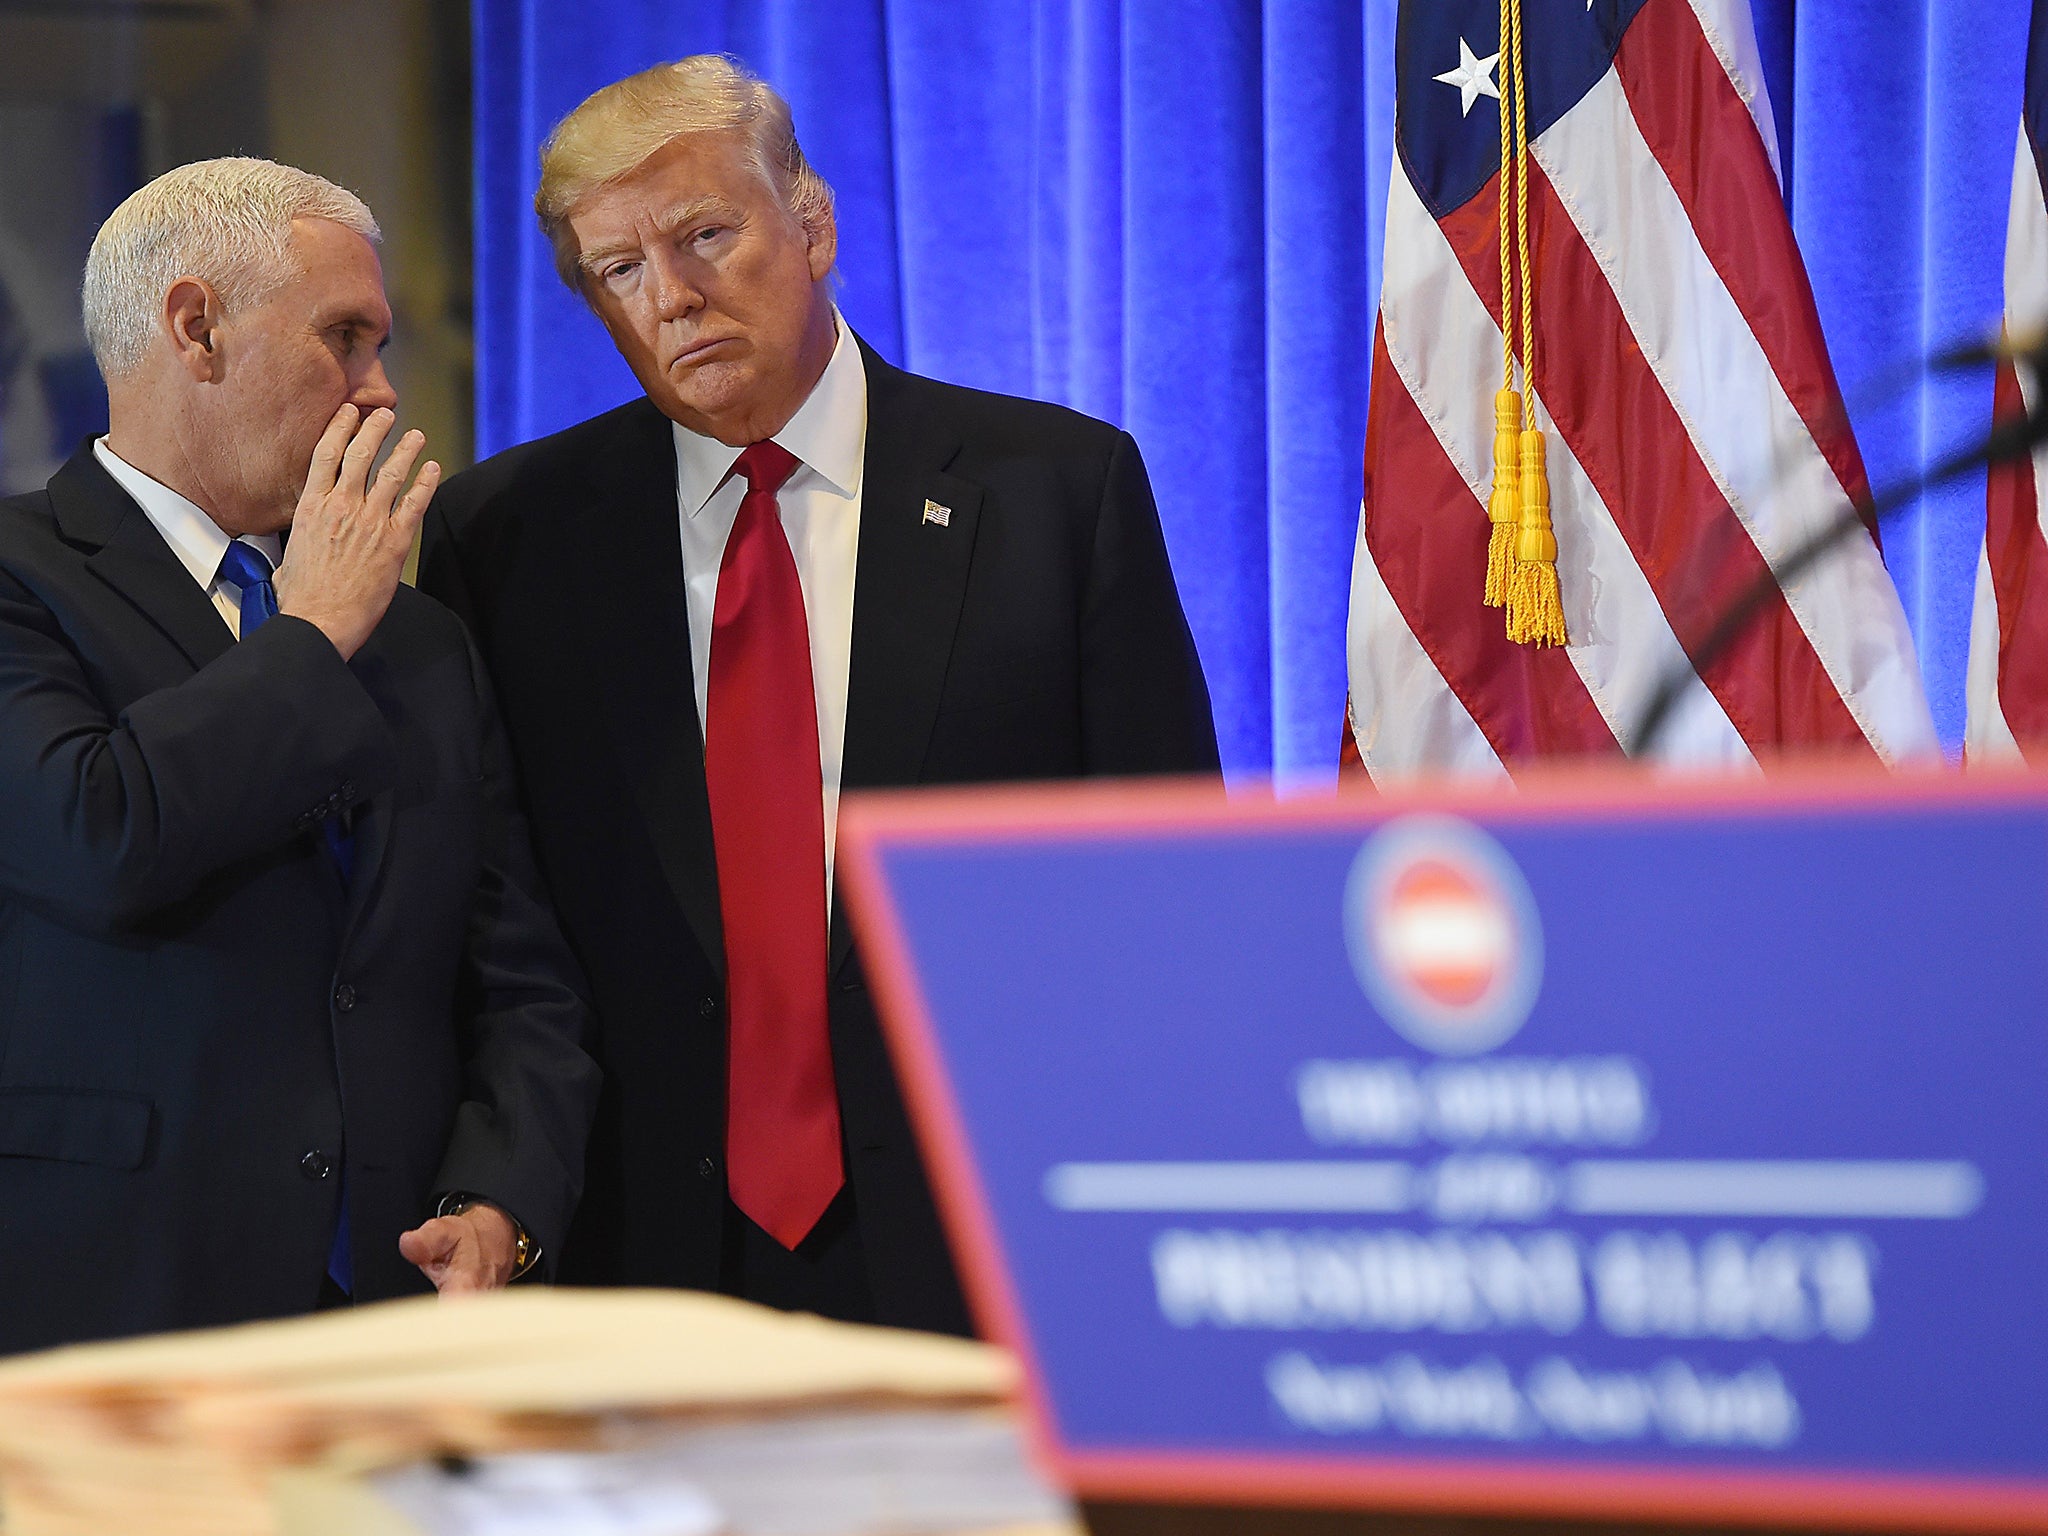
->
xmin=82 ymin=157 xmax=379 ymax=381
xmin=535 ymin=55 xmax=835 ymax=290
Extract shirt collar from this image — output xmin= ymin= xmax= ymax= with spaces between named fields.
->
xmin=671 ymin=313 xmax=867 ymax=519
xmin=92 ymin=438 xmax=284 ymax=588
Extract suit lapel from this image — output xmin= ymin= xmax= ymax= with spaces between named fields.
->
xmin=49 ymin=450 xmax=233 ymax=672
xmin=339 ymin=797 xmax=391 ymax=950
xmin=332 ymin=639 xmax=400 ymax=951
xmin=831 ymin=345 xmax=984 ymax=973
xmin=51 ymin=450 xmax=364 ymax=929
xmin=578 ymin=404 xmax=729 ymax=979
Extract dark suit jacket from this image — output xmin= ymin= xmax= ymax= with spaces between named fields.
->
xmin=0 ymin=449 xmax=599 ymax=1356
xmin=420 ymin=342 xmax=1219 ymax=1334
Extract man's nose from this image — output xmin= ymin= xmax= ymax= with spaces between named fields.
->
xmin=352 ymin=358 xmax=398 ymax=413
xmin=646 ymin=250 xmax=703 ymax=321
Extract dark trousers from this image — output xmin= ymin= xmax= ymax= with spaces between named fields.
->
xmin=718 ymin=1184 xmax=874 ymax=1323
xmin=315 ymin=1275 xmax=352 ymax=1311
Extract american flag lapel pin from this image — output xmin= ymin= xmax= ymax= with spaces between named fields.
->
xmin=922 ymin=499 xmax=952 ymax=528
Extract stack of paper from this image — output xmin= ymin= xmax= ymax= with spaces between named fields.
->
xmin=0 ymin=1289 xmax=1078 ymax=1536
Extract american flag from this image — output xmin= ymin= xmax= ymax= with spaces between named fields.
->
xmin=1345 ymin=0 xmax=1937 ymax=778
xmin=1967 ymin=5 xmax=2048 ymax=765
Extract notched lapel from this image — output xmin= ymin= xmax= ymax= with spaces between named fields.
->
xmin=833 ymin=350 xmax=985 ymax=973
xmin=49 ymin=451 xmax=233 ymax=673
xmin=840 ymin=463 xmax=983 ymax=789
xmin=578 ymin=406 xmax=729 ymax=979
xmin=331 ymin=642 xmax=400 ymax=953
xmin=335 ymin=789 xmax=395 ymax=953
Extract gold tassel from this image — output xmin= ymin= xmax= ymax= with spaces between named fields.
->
xmin=1484 ymin=0 xmax=1519 ymax=617
xmin=1484 ymin=388 xmax=1522 ymax=607
xmin=1507 ymin=427 xmax=1567 ymax=646
xmin=1490 ymin=0 xmax=1566 ymax=650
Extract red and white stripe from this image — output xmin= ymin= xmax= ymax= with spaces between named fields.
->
xmin=1347 ymin=0 xmax=1937 ymax=780
xmin=1966 ymin=126 xmax=2048 ymax=765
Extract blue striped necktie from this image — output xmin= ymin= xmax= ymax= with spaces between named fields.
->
xmin=216 ymin=539 xmax=355 ymax=1296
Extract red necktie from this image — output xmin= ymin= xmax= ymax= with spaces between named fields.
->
xmin=704 ymin=441 xmax=843 ymax=1250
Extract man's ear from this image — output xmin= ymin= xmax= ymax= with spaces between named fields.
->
xmin=805 ymin=213 xmax=837 ymax=283
xmin=163 ymin=277 xmax=225 ymax=381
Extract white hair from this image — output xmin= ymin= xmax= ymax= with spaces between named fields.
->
xmin=82 ymin=157 xmax=380 ymax=381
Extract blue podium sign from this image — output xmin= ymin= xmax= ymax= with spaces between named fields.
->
xmin=838 ymin=771 xmax=2048 ymax=1531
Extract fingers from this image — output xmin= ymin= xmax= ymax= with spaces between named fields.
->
xmin=274 ymin=408 xmax=433 ymax=661
xmin=397 ymin=1218 xmax=460 ymax=1269
xmin=369 ymin=429 xmax=426 ymax=517
xmin=400 ymin=1215 xmax=506 ymax=1294
xmin=389 ymin=459 xmax=441 ymax=538
xmin=337 ymin=407 xmax=397 ymax=502
xmin=436 ymin=1261 xmax=496 ymax=1296
xmin=303 ymin=404 xmax=361 ymax=501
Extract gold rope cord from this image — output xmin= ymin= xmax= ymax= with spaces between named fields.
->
xmin=1502 ymin=0 xmax=1566 ymax=647
xmin=1483 ymin=0 xmax=1522 ymax=609
xmin=1511 ymin=0 xmax=1534 ymax=430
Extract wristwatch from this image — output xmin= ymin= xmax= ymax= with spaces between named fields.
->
xmin=435 ymin=1192 xmax=539 ymax=1279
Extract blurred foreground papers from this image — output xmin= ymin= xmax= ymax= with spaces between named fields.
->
xmin=0 ymin=1288 xmax=1077 ymax=1536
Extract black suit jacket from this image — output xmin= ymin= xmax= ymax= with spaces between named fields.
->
xmin=0 ymin=449 xmax=599 ymax=1355
xmin=420 ymin=342 xmax=1219 ymax=1333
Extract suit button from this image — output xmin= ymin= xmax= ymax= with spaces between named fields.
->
xmin=696 ymin=1156 xmax=717 ymax=1181
xmin=698 ymin=996 xmax=718 ymax=1019
xmin=300 ymin=1150 xmax=333 ymax=1180
xmin=339 ymin=780 xmax=358 ymax=804
xmin=333 ymin=984 xmax=357 ymax=1012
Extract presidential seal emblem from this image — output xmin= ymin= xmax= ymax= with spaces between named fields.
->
xmin=1343 ymin=815 xmax=1542 ymax=1056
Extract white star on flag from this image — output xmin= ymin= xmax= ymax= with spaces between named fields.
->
xmin=1433 ymin=38 xmax=1502 ymax=117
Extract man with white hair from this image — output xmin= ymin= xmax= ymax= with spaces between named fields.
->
xmin=423 ymin=59 xmax=1217 ymax=1335
xmin=0 ymin=157 xmax=599 ymax=1353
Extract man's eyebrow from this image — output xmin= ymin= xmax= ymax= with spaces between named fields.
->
xmin=319 ymin=308 xmax=391 ymax=339
xmin=577 ymin=197 xmax=733 ymax=273
xmin=653 ymin=196 xmax=729 ymax=235
xmin=576 ymin=231 xmax=643 ymax=272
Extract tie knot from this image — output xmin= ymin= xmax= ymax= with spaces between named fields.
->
xmin=217 ymin=539 xmax=274 ymax=591
xmin=734 ymin=440 xmax=800 ymax=498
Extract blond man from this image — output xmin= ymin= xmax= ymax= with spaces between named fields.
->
xmin=424 ymin=60 xmax=1215 ymax=1334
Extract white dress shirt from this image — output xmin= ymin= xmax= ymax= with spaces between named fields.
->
xmin=672 ymin=318 xmax=867 ymax=898
xmin=93 ymin=439 xmax=283 ymax=641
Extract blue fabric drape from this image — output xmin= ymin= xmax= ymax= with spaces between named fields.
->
xmin=474 ymin=0 xmax=2024 ymax=771
xmin=1770 ymin=1 xmax=2029 ymax=751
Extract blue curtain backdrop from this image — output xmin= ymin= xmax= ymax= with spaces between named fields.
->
xmin=473 ymin=0 xmax=2029 ymax=776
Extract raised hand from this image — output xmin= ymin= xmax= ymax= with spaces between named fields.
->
xmin=274 ymin=404 xmax=441 ymax=660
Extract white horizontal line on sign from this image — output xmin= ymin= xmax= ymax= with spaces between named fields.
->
xmin=1043 ymin=1161 xmax=1416 ymax=1213
xmin=1562 ymin=1160 xmax=1984 ymax=1219
xmin=1040 ymin=1158 xmax=1986 ymax=1220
